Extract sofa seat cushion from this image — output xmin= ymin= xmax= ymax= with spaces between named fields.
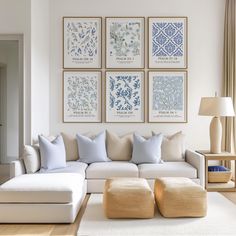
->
xmin=38 ymin=161 xmax=88 ymax=178
xmin=138 ymin=162 xmax=197 ymax=179
xmin=86 ymin=161 xmax=138 ymax=179
xmin=0 ymin=173 xmax=84 ymax=203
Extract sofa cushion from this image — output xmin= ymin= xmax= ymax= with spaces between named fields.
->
xmin=106 ymin=131 xmax=133 ymax=161
xmin=39 ymin=135 xmax=66 ymax=170
xmin=61 ymin=133 xmax=79 ymax=161
xmin=138 ymin=162 xmax=197 ymax=179
xmin=153 ymin=131 xmax=185 ymax=162
xmin=77 ymin=131 xmax=110 ymax=164
xmin=86 ymin=161 xmax=138 ymax=179
xmin=131 ymin=133 xmax=163 ymax=164
xmin=23 ymin=145 xmax=41 ymax=174
xmin=38 ymin=161 xmax=88 ymax=178
xmin=0 ymin=173 xmax=84 ymax=203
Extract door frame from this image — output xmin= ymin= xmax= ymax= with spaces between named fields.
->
xmin=0 ymin=34 xmax=24 ymax=162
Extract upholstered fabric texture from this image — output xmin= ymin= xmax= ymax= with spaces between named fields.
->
xmin=153 ymin=131 xmax=185 ymax=162
xmin=23 ymin=145 xmax=41 ymax=174
xmin=106 ymin=131 xmax=133 ymax=161
xmin=0 ymin=172 xmax=84 ymax=203
xmin=131 ymin=133 xmax=163 ymax=164
xmin=61 ymin=132 xmax=79 ymax=161
xmin=154 ymin=177 xmax=207 ymax=218
xmin=103 ymin=178 xmax=155 ymax=219
xmin=39 ymin=135 xmax=66 ymax=170
xmin=86 ymin=161 xmax=138 ymax=179
xmin=76 ymin=131 xmax=110 ymax=164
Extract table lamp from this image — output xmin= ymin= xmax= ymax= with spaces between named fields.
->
xmin=198 ymin=95 xmax=235 ymax=154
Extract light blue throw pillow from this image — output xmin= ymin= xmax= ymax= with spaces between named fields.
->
xmin=131 ymin=133 xmax=163 ymax=164
xmin=76 ymin=131 xmax=110 ymax=164
xmin=38 ymin=135 xmax=66 ymax=170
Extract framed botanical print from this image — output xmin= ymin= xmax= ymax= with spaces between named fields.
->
xmin=106 ymin=71 xmax=145 ymax=122
xmin=148 ymin=17 xmax=187 ymax=69
xmin=148 ymin=71 xmax=187 ymax=123
xmin=63 ymin=17 xmax=102 ymax=69
xmin=63 ymin=71 xmax=102 ymax=122
xmin=106 ymin=17 xmax=145 ymax=68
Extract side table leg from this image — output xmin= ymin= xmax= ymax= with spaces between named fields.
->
xmin=205 ymin=158 xmax=208 ymax=190
xmin=234 ymin=160 xmax=236 ymax=188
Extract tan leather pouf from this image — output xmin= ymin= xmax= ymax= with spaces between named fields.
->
xmin=155 ymin=177 xmax=207 ymax=218
xmin=103 ymin=178 xmax=155 ymax=219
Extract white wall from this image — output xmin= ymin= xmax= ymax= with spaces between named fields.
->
xmin=49 ymin=0 xmax=225 ymax=150
xmin=31 ymin=0 xmax=50 ymax=140
xmin=0 ymin=41 xmax=19 ymax=163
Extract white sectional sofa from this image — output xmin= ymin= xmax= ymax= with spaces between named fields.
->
xmin=0 ymin=132 xmax=205 ymax=223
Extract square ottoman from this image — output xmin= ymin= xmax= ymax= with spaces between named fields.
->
xmin=155 ymin=177 xmax=207 ymax=218
xmin=103 ymin=178 xmax=155 ymax=219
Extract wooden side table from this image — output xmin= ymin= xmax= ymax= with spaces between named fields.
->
xmin=197 ymin=150 xmax=236 ymax=192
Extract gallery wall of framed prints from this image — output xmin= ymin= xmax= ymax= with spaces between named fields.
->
xmin=62 ymin=16 xmax=188 ymax=123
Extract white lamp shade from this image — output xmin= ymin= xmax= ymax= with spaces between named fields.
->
xmin=199 ymin=97 xmax=235 ymax=117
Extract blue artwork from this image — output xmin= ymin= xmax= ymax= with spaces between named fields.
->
xmin=152 ymin=75 xmax=183 ymax=111
xmin=152 ymin=22 xmax=183 ymax=57
xmin=66 ymin=21 xmax=98 ymax=58
xmin=109 ymin=22 xmax=141 ymax=57
xmin=109 ymin=75 xmax=141 ymax=111
xmin=64 ymin=72 xmax=100 ymax=122
xmin=64 ymin=18 xmax=101 ymax=68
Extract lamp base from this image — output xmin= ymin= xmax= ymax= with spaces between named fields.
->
xmin=210 ymin=116 xmax=222 ymax=154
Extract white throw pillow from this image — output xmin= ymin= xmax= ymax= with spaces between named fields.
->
xmin=152 ymin=131 xmax=186 ymax=161
xmin=23 ymin=145 xmax=41 ymax=174
xmin=39 ymin=135 xmax=66 ymax=170
xmin=131 ymin=132 xmax=163 ymax=164
xmin=76 ymin=131 xmax=110 ymax=164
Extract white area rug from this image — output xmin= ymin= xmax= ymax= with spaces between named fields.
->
xmin=78 ymin=193 xmax=236 ymax=236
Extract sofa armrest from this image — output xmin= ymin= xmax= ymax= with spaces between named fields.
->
xmin=10 ymin=159 xmax=26 ymax=178
xmin=185 ymin=150 xmax=205 ymax=187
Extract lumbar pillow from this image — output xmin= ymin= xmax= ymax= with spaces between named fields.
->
xmin=76 ymin=131 xmax=110 ymax=164
xmin=152 ymin=131 xmax=185 ymax=162
xmin=38 ymin=135 xmax=66 ymax=170
xmin=61 ymin=132 xmax=79 ymax=161
xmin=23 ymin=145 xmax=41 ymax=174
xmin=106 ymin=130 xmax=133 ymax=161
xmin=131 ymin=133 xmax=163 ymax=164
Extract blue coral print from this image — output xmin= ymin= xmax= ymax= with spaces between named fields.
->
xmin=66 ymin=21 xmax=98 ymax=59
xmin=152 ymin=22 xmax=183 ymax=57
xmin=110 ymin=22 xmax=141 ymax=57
xmin=66 ymin=75 xmax=98 ymax=115
xmin=109 ymin=75 xmax=141 ymax=111
xmin=153 ymin=76 xmax=183 ymax=111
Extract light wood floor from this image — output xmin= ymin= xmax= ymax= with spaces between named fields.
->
xmin=1 ymin=177 xmax=236 ymax=236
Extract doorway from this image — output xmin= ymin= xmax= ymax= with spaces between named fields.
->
xmin=0 ymin=36 xmax=23 ymax=164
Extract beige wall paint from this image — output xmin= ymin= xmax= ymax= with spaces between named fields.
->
xmin=49 ymin=0 xmax=225 ymax=150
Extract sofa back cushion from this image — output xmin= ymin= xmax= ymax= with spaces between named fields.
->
xmin=39 ymin=135 xmax=66 ymax=170
xmin=76 ymin=131 xmax=110 ymax=164
xmin=131 ymin=133 xmax=163 ymax=164
xmin=106 ymin=131 xmax=133 ymax=161
xmin=61 ymin=133 xmax=79 ymax=161
xmin=153 ymin=131 xmax=185 ymax=162
xmin=23 ymin=145 xmax=41 ymax=174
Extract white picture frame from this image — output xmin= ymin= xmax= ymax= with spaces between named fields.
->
xmin=148 ymin=17 xmax=187 ymax=69
xmin=63 ymin=17 xmax=102 ymax=69
xmin=63 ymin=71 xmax=102 ymax=122
xmin=106 ymin=17 xmax=145 ymax=69
xmin=106 ymin=71 xmax=145 ymax=122
xmin=148 ymin=71 xmax=187 ymax=123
